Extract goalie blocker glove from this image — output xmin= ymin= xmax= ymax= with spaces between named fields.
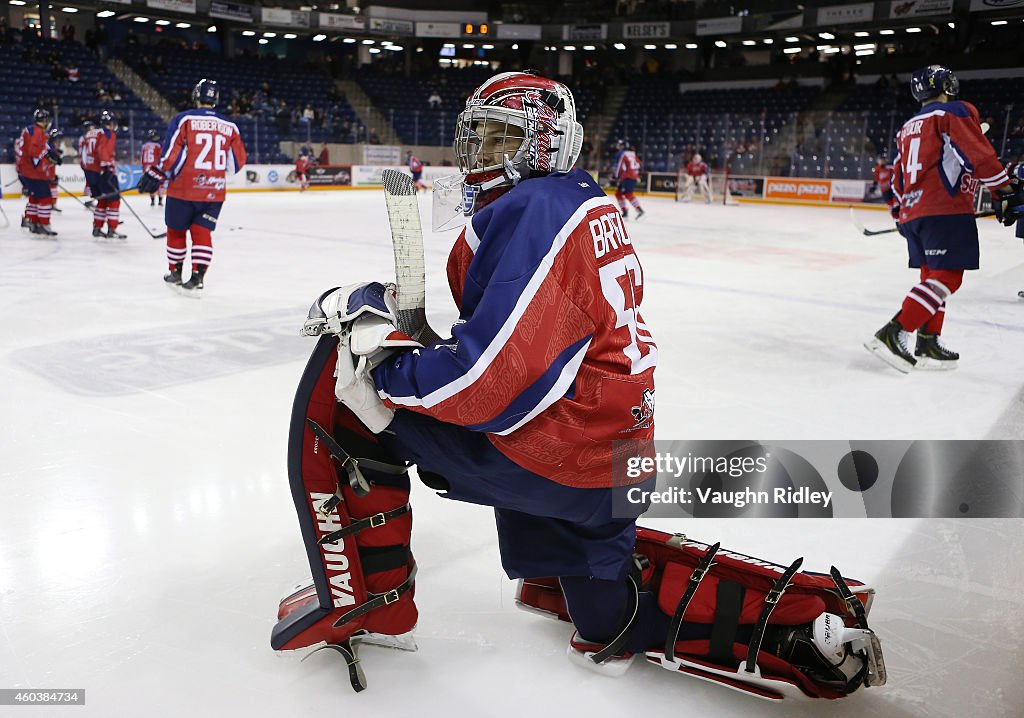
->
xmin=136 ymin=165 xmax=167 ymax=195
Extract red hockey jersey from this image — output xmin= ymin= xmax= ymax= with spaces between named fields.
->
xmin=94 ymin=128 xmax=117 ymax=170
xmin=15 ymin=125 xmax=50 ymax=181
xmin=686 ymin=160 xmax=710 ymax=178
xmin=158 ymin=108 xmax=247 ymax=202
xmin=140 ymin=141 xmax=161 ymax=169
xmin=892 ymin=100 xmax=1010 ymax=222
xmin=373 ymin=169 xmax=657 ymax=489
xmin=78 ymin=129 xmax=100 ymax=172
xmin=872 ymin=165 xmax=893 ymax=191
xmin=613 ymin=150 xmax=641 ymax=181
xmin=296 ymin=155 xmax=313 ymax=174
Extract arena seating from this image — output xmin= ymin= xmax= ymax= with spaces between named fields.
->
xmin=0 ymin=38 xmax=164 ymax=163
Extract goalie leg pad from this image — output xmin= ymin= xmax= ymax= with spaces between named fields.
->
xmin=516 ymin=526 xmax=884 ymax=700
xmin=272 ymin=335 xmax=418 ymax=691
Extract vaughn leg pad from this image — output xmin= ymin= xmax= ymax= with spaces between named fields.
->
xmin=516 ymin=526 xmax=885 ymax=700
xmin=271 ymin=335 xmax=418 ymax=692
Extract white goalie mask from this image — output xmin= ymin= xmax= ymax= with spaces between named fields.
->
xmin=433 ymin=71 xmax=584 ymax=231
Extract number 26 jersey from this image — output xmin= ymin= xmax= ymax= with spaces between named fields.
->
xmin=158 ymin=108 xmax=247 ymax=202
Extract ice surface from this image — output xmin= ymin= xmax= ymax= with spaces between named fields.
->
xmin=0 ymin=191 xmax=1021 ymax=717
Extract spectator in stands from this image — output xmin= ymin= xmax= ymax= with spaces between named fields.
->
xmin=66 ymin=64 xmax=80 ymax=83
xmin=302 ymin=104 xmax=315 ymax=125
xmin=61 ymin=22 xmax=75 ymax=43
xmin=318 ymin=143 xmax=330 ymax=165
xmin=427 ymin=89 xmax=442 ymax=109
xmin=1009 ymin=116 xmax=1024 ymax=140
xmin=369 ymin=131 xmax=381 ymax=145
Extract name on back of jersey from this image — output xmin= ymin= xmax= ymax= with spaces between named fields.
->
xmin=589 ymin=208 xmax=631 ymax=260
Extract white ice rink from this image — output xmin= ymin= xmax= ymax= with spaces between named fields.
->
xmin=1 ymin=190 xmax=1022 ymax=717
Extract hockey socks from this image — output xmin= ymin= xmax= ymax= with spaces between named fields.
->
xmin=189 ymin=224 xmax=213 ymax=272
xmin=897 ymin=268 xmax=962 ymax=333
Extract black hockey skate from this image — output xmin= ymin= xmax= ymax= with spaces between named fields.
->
xmin=179 ymin=267 xmax=205 ymax=298
xmin=864 ymin=316 xmax=916 ymax=373
xmin=914 ymin=332 xmax=958 ymax=370
xmin=636 ymin=209 xmax=646 ymax=220
xmin=106 ymin=228 xmax=127 ymax=240
xmin=92 ymin=227 xmax=107 ymax=239
xmin=21 ymin=216 xmax=32 ymax=231
xmin=164 ymin=262 xmax=183 ymax=289
xmin=34 ymin=224 xmax=58 ymax=237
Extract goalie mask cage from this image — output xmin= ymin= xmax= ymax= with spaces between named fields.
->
xmin=675 ymin=165 xmax=739 ymax=206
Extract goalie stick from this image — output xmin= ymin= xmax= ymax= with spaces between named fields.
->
xmin=850 ymin=206 xmax=996 ymax=236
xmin=381 ymin=169 xmax=439 ymax=344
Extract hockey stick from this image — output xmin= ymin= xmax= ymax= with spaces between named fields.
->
xmin=381 ymin=169 xmax=439 ymax=344
xmin=58 ymin=182 xmax=97 ymax=211
xmin=0 ymin=202 xmax=9 ymax=229
xmin=119 ymin=194 xmax=166 ymax=239
xmin=850 ymin=207 xmax=997 ymax=236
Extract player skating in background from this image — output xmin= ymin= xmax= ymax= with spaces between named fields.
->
xmin=15 ymin=109 xmax=59 ymax=236
xmin=612 ymin=139 xmax=644 ymax=219
xmin=682 ymin=152 xmax=713 ymax=204
xmin=273 ymin=71 xmax=884 ymax=700
xmin=137 ymin=79 xmax=246 ymax=297
xmin=86 ymin=110 xmax=125 ymax=239
xmin=871 ymin=156 xmax=895 ymax=212
xmin=140 ymin=129 xmax=165 ymax=206
xmin=77 ymin=120 xmax=96 ymax=200
xmin=407 ymin=150 xmax=426 ymax=192
xmin=44 ymin=127 xmax=62 ymax=216
xmin=866 ymin=65 xmax=1024 ymax=372
xmin=296 ymin=149 xmax=312 ymax=192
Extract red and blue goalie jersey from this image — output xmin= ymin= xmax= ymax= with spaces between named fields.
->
xmin=15 ymin=125 xmax=50 ymax=180
xmin=140 ymin=141 xmax=162 ymax=170
xmin=296 ymin=155 xmax=312 ymax=174
xmin=158 ymin=108 xmax=247 ymax=202
xmin=372 ymin=168 xmax=657 ymax=489
xmin=613 ymin=150 xmax=641 ymax=180
xmin=892 ymin=99 xmax=1009 ymax=223
xmin=686 ymin=160 xmax=710 ymax=178
xmin=408 ymin=155 xmax=423 ymax=173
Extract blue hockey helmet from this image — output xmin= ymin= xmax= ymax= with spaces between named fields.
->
xmin=99 ymin=109 xmax=117 ymax=127
xmin=33 ymin=108 xmax=51 ymax=125
xmin=192 ymin=78 xmax=219 ymax=107
xmin=910 ymin=65 xmax=959 ymax=103
xmin=48 ymin=127 xmax=63 ymax=140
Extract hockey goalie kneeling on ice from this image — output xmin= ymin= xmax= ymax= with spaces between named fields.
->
xmin=270 ymin=70 xmax=885 ymax=701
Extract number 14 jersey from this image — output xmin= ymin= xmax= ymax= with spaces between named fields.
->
xmin=159 ymin=108 xmax=247 ymax=202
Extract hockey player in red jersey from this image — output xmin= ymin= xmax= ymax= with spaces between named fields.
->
xmin=865 ymin=66 xmax=1024 ymax=372
xmin=407 ymin=150 xmax=426 ymax=192
xmin=870 ymin=156 xmax=895 ymax=210
xmin=682 ymin=152 xmax=713 ymax=204
xmin=295 ymin=150 xmax=312 ymax=192
xmin=139 ymin=129 xmax=165 ymax=206
xmin=137 ymin=79 xmax=247 ymax=297
xmin=15 ymin=109 xmax=59 ymax=236
xmin=90 ymin=110 xmax=125 ymax=239
xmin=272 ymin=71 xmax=885 ymax=700
xmin=612 ymin=140 xmax=644 ymax=219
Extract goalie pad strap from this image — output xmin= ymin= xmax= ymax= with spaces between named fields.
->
xmin=590 ymin=572 xmax=640 ymax=664
xmin=744 ymin=557 xmax=803 ymax=674
xmin=664 ymin=541 xmax=720 ymax=658
xmin=333 ymin=563 xmax=418 ymax=629
xmin=829 ymin=566 xmax=870 ymax=629
xmin=359 ymin=545 xmax=411 ymax=574
xmin=318 ymin=504 xmax=412 ymax=545
xmin=708 ymin=580 xmax=745 ymax=666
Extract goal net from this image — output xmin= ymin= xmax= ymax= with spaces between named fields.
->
xmin=675 ymin=166 xmax=739 ymax=206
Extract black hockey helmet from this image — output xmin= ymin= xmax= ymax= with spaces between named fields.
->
xmin=48 ymin=127 xmax=63 ymax=140
xmin=193 ymin=78 xmax=219 ymax=107
xmin=911 ymin=65 xmax=959 ymax=103
xmin=99 ymin=109 xmax=117 ymax=127
xmin=147 ymin=129 xmax=160 ymax=141
xmin=33 ymin=108 xmax=51 ymax=125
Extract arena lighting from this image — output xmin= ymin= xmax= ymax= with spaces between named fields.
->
xmin=263 ymin=32 xmax=277 ymax=37
xmin=583 ymin=45 xmax=595 ymax=50
xmin=685 ymin=43 xmax=698 ymax=49
xmin=342 ymin=38 xmax=356 ymax=43
xmin=442 ymin=42 xmax=454 ymax=47
xmin=463 ymin=43 xmax=474 ymax=48
xmin=785 ymin=36 xmax=799 ymax=42
xmin=313 ymin=34 xmax=327 ymax=41
xmin=207 ymin=25 xmax=217 ymax=32
xmin=387 ymin=45 xmax=403 ymax=51
xmin=176 ymin=22 xmax=190 ymax=28
xmin=155 ymin=19 xmax=170 ymax=25
xmin=664 ymin=43 xmax=677 ymax=49
xmin=741 ymin=40 xmax=755 ymax=45
xmin=816 ymin=44 xmax=830 ymax=51
xmin=948 ymin=22 xmax=955 ymax=28
xmin=613 ymin=42 xmax=626 ymax=49
xmin=96 ymin=10 xmax=115 ymax=16
xmin=714 ymin=40 xmax=726 ymax=47
xmin=9 ymin=1 xmax=26 ymax=5
xmin=482 ymin=44 xmax=494 ymax=49
xmin=990 ymin=20 xmax=1008 ymax=26
xmin=879 ymin=29 xmax=894 ymax=34
xmin=361 ymin=39 xmax=374 ymax=44
xmin=61 ymin=7 xmax=79 ymax=13
xmin=905 ymin=27 xmax=921 ymax=32
xmin=134 ymin=16 xmax=150 ymax=22
xmin=783 ymin=47 xmax=801 ymax=54
xmin=823 ymin=47 xmax=839 ymax=53
xmin=855 ymin=49 xmax=875 ymax=56
xmin=258 ymin=38 xmax=268 ymax=44
xmin=512 ymin=43 xmax=518 ymax=49
xmin=242 ymin=30 xmax=255 ymax=36
xmin=564 ymin=45 xmax=576 ymax=50
xmin=284 ymin=33 xmax=297 ymax=39
xmin=854 ymin=31 xmax=869 ymax=37
xmin=643 ymin=44 xmax=656 ymax=49
xmin=853 ymin=43 xmax=875 ymax=50
xmin=763 ymin=38 xmax=773 ymax=44
xmin=369 ymin=47 xmax=380 ymax=53
xmin=818 ymin=32 xmax=834 ymax=39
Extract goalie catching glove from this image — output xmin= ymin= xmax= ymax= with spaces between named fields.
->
xmin=301 ymin=282 xmax=422 ymax=433
xmin=136 ymin=165 xmax=167 ymax=194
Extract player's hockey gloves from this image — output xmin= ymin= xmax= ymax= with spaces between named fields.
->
xmin=993 ymin=178 xmax=1024 ymax=227
xmin=47 ymin=148 xmax=62 ymax=166
xmin=136 ymin=166 xmax=167 ymax=195
xmin=890 ymin=204 xmax=906 ymax=237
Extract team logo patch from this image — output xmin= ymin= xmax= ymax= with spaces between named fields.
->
xmin=627 ymin=388 xmax=655 ymax=432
